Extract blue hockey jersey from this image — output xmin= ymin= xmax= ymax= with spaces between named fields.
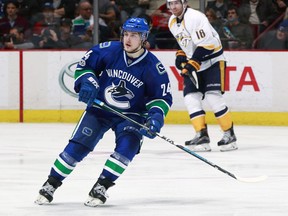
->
xmin=74 ymin=41 xmax=173 ymax=118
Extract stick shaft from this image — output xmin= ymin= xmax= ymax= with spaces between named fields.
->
xmin=94 ymin=99 xmax=238 ymax=180
xmin=188 ymin=71 xmax=199 ymax=89
xmin=93 ymin=99 xmax=240 ymax=181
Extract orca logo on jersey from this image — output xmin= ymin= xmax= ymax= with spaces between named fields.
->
xmin=105 ymin=80 xmax=134 ymax=109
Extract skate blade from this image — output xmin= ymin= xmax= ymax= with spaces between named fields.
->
xmin=84 ymin=196 xmax=104 ymax=207
xmin=34 ymin=194 xmax=50 ymax=205
xmin=189 ymin=144 xmax=211 ymax=152
xmin=220 ymin=143 xmax=238 ymax=152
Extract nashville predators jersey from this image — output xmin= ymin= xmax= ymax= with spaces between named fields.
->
xmin=168 ymin=7 xmax=225 ymax=71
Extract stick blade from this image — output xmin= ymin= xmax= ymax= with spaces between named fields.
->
xmin=188 ymin=71 xmax=199 ymax=89
xmin=236 ymin=175 xmax=268 ymax=183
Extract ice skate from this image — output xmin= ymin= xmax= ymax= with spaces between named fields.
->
xmin=84 ymin=178 xmax=115 ymax=207
xmin=185 ymin=127 xmax=211 ymax=152
xmin=218 ymin=125 xmax=238 ymax=152
xmin=34 ymin=176 xmax=62 ymax=205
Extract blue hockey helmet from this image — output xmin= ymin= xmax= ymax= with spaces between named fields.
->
xmin=121 ymin=18 xmax=150 ymax=41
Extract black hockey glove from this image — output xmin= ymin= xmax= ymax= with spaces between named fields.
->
xmin=78 ymin=76 xmax=100 ymax=107
xmin=181 ymin=58 xmax=201 ymax=76
xmin=175 ymin=50 xmax=187 ymax=70
xmin=181 ymin=59 xmax=201 ymax=89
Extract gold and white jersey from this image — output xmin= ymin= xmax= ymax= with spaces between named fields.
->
xmin=168 ymin=7 xmax=225 ymax=71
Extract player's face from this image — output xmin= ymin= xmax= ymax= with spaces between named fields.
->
xmin=123 ymin=31 xmax=142 ymax=52
xmin=168 ymin=0 xmax=183 ymax=17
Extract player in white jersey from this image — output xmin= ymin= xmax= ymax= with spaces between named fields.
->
xmin=167 ymin=0 xmax=238 ymax=152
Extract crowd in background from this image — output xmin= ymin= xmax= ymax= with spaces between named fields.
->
xmin=0 ymin=0 xmax=287 ymax=50
xmin=204 ymin=0 xmax=288 ymax=50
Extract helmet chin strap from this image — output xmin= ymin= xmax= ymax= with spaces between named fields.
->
xmin=177 ymin=3 xmax=187 ymax=20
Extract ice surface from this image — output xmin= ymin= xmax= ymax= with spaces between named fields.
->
xmin=0 ymin=123 xmax=287 ymax=216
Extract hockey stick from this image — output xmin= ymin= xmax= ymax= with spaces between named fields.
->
xmin=181 ymin=63 xmax=199 ymax=89
xmin=93 ymin=99 xmax=267 ymax=183
xmin=187 ymin=71 xmax=199 ymax=89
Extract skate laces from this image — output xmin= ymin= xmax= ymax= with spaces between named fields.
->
xmin=41 ymin=182 xmax=56 ymax=197
xmin=221 ymin=130 xmax=233 ymax=142
xmin=93 ymin=183 xmax=109 ymax=199
xmin=191 ymin=131 xmax=201 ymax=141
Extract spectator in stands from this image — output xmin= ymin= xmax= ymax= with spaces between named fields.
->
xmin=40 ymin=0 xmax=76 ymax=19
xmin=2 ymin=26 xmax=34 ymax=49
xmin=106 ymin=0 xmax=121 ymax=37
xmin=150 ymin=2 xmax=176 ymax=49
xmin=36 ymin=26 xmax=60 ymax=48
xmin=151 ymin=2 xmax=171 ymax=31
xmin=238 ymin=0 xmax=279 ymax=38
xmin=99 ymin=0 xmax=117 ymax=38
xmin=72 ymin=0 xmax=114 ymax=44
xmin=273 ymin=1 xmax=288 ymax=26
xmin=35 ymin=17 xmax=90 ymax=49
xmin=116 ymin=0 xmax=150 ymax=24
xmin=229 ymin=0 xmax=242 ymax=7
xmin=31 ymin=2 xmax=60 ymax=36
xmin=71 ymin=0 xmax=93 ymax=47
xmin=271 ymin=0 xmax=288 ymax=28
xmin=258 ymin=19 xmax=288 ymax=49
xmin=0 ymin=0 xmax=30 ymax=40
xmin=56 ymin=18 xmax=78 ymax=48
xmin=273 ymin=0 xmax=288 ymax=14
xmin=219 ymin=5 xmax=254 ymax=49
xmin=205 ymin=8 xmax=223 ymax=34
xmin=16 ymin=0 xmax=40 ymax=21
xmin=205 ymin=0 xmax=228 ymax=21
xmin=0 ymin=0 xmax=6 ymax=18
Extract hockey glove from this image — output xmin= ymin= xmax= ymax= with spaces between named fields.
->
xmin=78 ymin=76 xmax=100 ymax=107
xmin=175 ymin=50 xmax=187 ymax=70
xmin=139 ymin=113 xmax=164 ymax=139
xmin=181 ymin=58 xmax=201 ymax=76
xmin=181 ymin=59 xmax=201 ymax=89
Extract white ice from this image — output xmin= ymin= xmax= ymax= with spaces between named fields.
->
xmin=0 ymin=123 xmax=287 ymax=216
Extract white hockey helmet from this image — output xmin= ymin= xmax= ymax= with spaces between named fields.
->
xmin=167 ymin=0 xmax=187 ymax=8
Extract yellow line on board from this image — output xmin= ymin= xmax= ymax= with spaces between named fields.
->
xmin=0 ymin=110 xmax=288 ymax=126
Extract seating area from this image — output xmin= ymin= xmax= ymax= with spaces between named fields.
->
xmin=0 ymin=0 xmax=287 ymax=50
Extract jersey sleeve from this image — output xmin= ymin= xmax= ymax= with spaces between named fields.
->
xmin=188 ymin=12 xmax=216 ymax=50
xmin=143 ymin=57 xmax=173 ymax=118
xmin=74 ymin=47 xmax=102 ymax=79
xmin=73 ymin=48 xmax=100 ymax=93
xmin=74 ymin=42 xmax=113 ymax=92
xmin=186 ymin=11 xmax=223 ymax=62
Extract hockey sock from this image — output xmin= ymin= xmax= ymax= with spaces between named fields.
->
xmin=191 ymin=115 xmax=206 ymax=132
xmin=50 ymin=142 xmax=91 ymax=180
xmin=50 ymin=151 xmax=78 ymax=181
xmin=205 ymin=91 xmax=233 ymax=131
xmin=100 ymin=151 xmax=130 ymax=182
xmin=215 ymin=107 xmax=233 ymax=131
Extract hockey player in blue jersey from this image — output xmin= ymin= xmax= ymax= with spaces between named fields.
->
xmin=35 ymin=17 xmax=173 ymax=207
